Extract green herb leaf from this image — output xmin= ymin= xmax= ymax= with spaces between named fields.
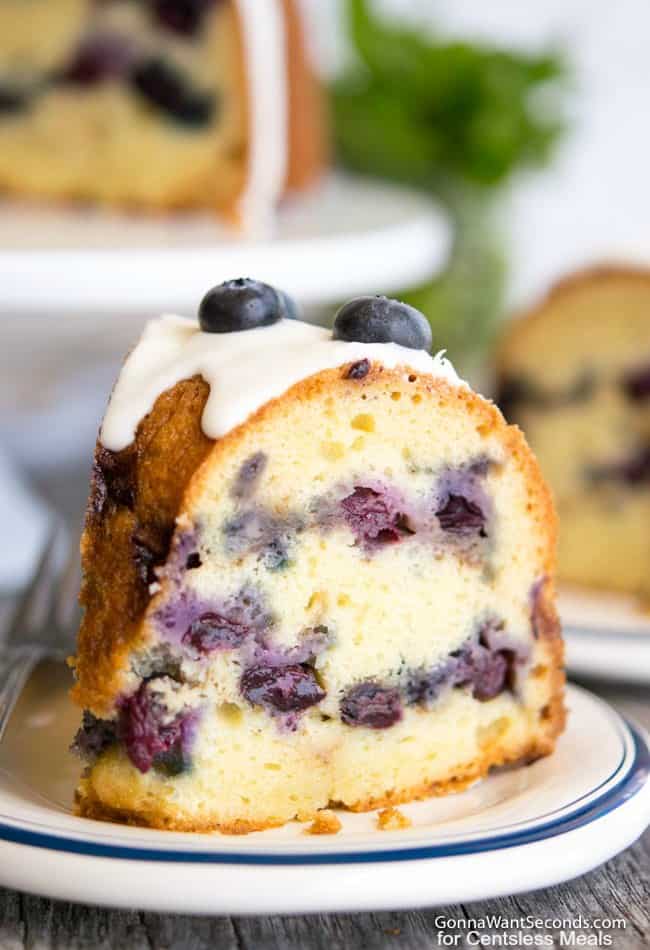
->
xmin=333 ymin=0 xmax=567 ymax=189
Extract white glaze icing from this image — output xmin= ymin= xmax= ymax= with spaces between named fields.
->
xmin=233 ymin=0 xmax=288 ymax=231
xmin=100 ymin=316 xmax=467 ymax=452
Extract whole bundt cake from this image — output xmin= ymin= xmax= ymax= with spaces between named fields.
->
xmin=72 ymin=280 xmax=565 ymax=833
xmin=0 ymin=0 xmax=324 ymax=224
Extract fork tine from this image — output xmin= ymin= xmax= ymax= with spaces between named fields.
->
xmin=50 ymin=536 xmax=81 ymax=644
xmin=6 ymin=519 xmax=64 ymax=645
xmin=35 ymin=525 xmax=75 ymax=648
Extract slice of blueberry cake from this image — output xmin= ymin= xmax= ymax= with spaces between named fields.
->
xmin=0 ymin=1 xmax=324 ymax=223
xmin=72 ymin=280 xmax=564 ymax=833
xmin=497 ymin=265 xmax=650 ymax=601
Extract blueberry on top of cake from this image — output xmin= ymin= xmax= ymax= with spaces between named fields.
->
xmin=72 ymin=280 xmax=564 ymax=833
xmin=497 ymin=265 xmax=650 ymax=602
xmin=0 ymin=1 xmax=325 ymax=225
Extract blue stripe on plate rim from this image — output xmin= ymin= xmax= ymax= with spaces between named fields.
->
xmin=0 ymin=709 xmax=647 ymax=866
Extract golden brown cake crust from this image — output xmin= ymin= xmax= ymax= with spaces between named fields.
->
xmin=497 ymin=263 xmax=650 ymax=372
xmin=305 ymin=810 xmax=343 ymax=835
xmin=281 ymin=0 xmax=328 ymax=192
xmin=71 ymin=377 xmax=213 ymax=715
xmin=75 ymin=782 xmax=286 ymax=834
xmin=376 ymin=807 xmax=412 ymax=830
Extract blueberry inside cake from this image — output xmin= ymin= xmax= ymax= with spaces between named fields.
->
xmin=497 ymin=265 xmax=650 ymax=602
xmin=0 ymin=0 xmax=324 ymax=221
xmin=72 ymin=280 xmax=564 ymax=833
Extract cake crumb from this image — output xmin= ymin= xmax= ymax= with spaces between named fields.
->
xmin=306 ymin=810 xmax=342 ymax=835
xmin=377 ymin=807 xmax=412 ymax=831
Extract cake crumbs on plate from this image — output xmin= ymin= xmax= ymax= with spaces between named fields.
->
xmin=306 ymin=810 xmax=342 ymax=835
xmin=377 ymin=807 xmax=412 ymax=831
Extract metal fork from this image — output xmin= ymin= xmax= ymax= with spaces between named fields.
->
xmin=0 ymin=520 xmax=80 ymax=745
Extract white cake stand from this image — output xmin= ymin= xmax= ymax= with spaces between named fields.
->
xmin=0 ymin=173 xmax=449 ymax=320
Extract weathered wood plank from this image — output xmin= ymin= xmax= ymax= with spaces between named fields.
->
xmin=0 ymin=897 xmax=243 ymax=950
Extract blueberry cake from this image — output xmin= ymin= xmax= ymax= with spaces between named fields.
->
xmin=0 ymin=1 xmax=324 ymax=223
xmin=72 ymin=281 xmax=564 ymax=833
xmin=497 ymin=265 xmax=650 ymax=601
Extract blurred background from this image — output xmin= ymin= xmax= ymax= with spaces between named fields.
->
xmin=1 ymin=0 xmax=650 ymax=598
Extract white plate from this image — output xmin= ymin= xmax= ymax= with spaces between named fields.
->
xmin=559 ymin=588 xmax=650 ymax=684
xmin=0 ymin=174 xmax=449 ymax=317
xmin=0 ymin=668 xmax=648 ymax=915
